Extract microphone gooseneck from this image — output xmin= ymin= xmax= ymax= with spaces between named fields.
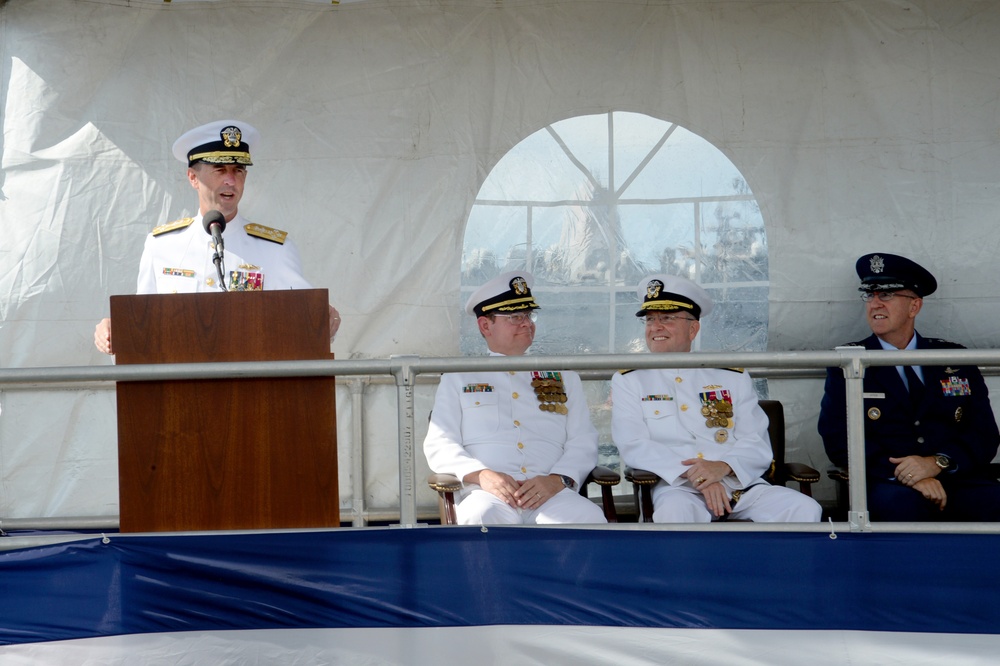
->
xmin=202 ymin=210 xmax=228 ymax=291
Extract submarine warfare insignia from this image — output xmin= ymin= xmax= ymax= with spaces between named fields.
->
xmin=700 ymin=389 xmax=733 ymax=443
xmin=532 ymin=371 xmax=567 ymax=414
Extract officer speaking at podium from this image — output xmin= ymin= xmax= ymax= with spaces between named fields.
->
xmin=94 ymin=120 xmax=341 ymax=354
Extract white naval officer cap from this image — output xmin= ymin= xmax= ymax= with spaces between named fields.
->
xmin=465 ymin=271 xmax=541 ymax=318
xmin=635 ymin=273 xmax=714 ymax=320
xmin=172 ymin=120 xmax=259 ymax=167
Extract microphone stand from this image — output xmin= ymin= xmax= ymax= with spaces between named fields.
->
xmin=212 ymin=238 xmax=228 ymax=291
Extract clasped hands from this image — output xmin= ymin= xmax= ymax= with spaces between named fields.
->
xmin=682 ymin=458 xmax=734 ymax=518
xmin=466 ymin=469 xmax=565 ymax=510
xmin=890 ymin=454 xmax=947 ymax=510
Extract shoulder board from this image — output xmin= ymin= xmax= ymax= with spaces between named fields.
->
xmin=151 ymin=217 xmax=194 ymax=236
xmin=618 ymin=369 xmax=636 ymax=375
xmin=924 ymin=338 xmax=966 ymax=350
xmin=722 ymin=367 xmax=745 ymax=373
xmin=244 ymin=223 xmax=288 ymax=245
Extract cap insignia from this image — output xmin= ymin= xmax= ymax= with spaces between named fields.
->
xmin=221 ymin=126 xmax=243 ymax=148
xmin=512 ymin=276 xmax=528 ymax=296
xmin=870 ymin=255 xmax=885 ymax=274
xmin=647 ymin=279 xmax=663 ymax=299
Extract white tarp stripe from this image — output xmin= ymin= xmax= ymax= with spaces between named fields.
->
xmin=2 ymin=626 xmax=999 ymax=666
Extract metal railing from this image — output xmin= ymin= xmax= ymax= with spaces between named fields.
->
xmin=3 ymin=347 xmax=1000 ymax=536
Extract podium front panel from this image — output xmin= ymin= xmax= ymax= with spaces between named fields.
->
xmin=111 ymin=289 xmax=339 ymax=532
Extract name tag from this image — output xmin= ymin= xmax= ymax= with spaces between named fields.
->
xmin=863 ymin=392 xmax=885 ymax=399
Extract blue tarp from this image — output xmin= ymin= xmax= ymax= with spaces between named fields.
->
xmin=1 ymin=527 xmax=997 ymax=646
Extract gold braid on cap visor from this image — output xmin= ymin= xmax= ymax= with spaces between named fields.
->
xmin=482 ymin=296 xmax=537 ymax=313
xmin=642 ymin=300 xmax=695 ymax=311
xmin=188 ymin=150 xmax=253 ymax=165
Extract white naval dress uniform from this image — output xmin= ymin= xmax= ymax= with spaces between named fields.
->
xmin=136 ymin=212 xmax=311 ymax=294
xmin=424 ymin=354 xmax=606 ymax=525
xmin=611 ymin=367 xmax=821 ymax=523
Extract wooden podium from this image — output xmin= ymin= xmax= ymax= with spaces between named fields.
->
xmin=111 ymin=289 xmax=339 ymax=532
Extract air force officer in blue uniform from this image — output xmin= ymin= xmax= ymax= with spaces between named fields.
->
xmin=818 ymin=253 xmax=1000 ymax=521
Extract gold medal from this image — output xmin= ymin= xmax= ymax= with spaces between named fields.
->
xmin=701 ymin=394 xmax=734 ymax=435
xmin=532 ymin=371 xmax=567 ymax=415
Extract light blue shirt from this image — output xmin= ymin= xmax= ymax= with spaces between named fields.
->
xmin=877 ymin=333 xmax=923 ymax=388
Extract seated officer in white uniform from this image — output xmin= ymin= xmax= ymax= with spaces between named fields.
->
xmin=611 ymin=274 xmax=822 ymax=523
xmin=423 ymin=272 xmax=607 ymax=525
xmin=94 ymin=119 xmax=340 ymax=354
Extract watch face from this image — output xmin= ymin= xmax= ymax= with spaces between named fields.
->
xmin=935 ymin=455 xmax=950 ymax=469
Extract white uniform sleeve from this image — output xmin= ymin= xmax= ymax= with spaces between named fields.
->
xmin=423 ymin=374 xmax=488 ymax=482
xmin=135 ymin=234 xmax=157 ymax=295
xmin=716 ymin=371 xmax=773 ymax=487
xmin=547 ymin=371 xmax=600 ymax=487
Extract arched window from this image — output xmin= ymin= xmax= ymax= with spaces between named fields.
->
xmin=461 ymin=111 xmax=767 ymax=357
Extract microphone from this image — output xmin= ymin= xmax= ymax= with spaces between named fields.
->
xmin=202 ymin=210 xmax=227 ymax=290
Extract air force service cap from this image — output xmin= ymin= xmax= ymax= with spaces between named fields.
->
xmin=466 ymin=271 xmax=541 ymax=317
xmin=172 ymin=120 xmax=258 ymax=167
xmin=856 ymin=253 xmax=937 ymax=297
xmin=635 ymin=273 xmax=713 ymax=320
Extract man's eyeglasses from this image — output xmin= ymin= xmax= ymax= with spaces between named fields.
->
xmin=860 ymin=291 xmax=918 ymax=302
xmin=640 ymin=313 xmax=696 ymax=326
xmin=493 ymin=312 xmax=537 ymax=325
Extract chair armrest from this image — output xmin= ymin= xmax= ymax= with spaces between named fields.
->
xmin=427 ymin=473 xmax=462 ymax=493
xmin=784 ymin=462 xmax=820 ymax=484
xmin=586 ymin=465 xmax=621 ymax=487
xmin=826 ymin=465 xmax=850 ymax=483
xmin=624 ymin=467 xmax=661 ymax=486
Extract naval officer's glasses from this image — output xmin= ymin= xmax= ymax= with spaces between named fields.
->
xmin=492 ymin=312 xmax=537 ymax=325
xmin=860 ymin=291 xmax=918 ymax=302
xmin=640 ymin=313 xmax=696 ymax=326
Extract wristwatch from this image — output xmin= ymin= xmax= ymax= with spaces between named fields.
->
xmin=558 ymin=474 xmax=575 ymax=490
xmin=934 ymin=454 xmax=951 ymax=470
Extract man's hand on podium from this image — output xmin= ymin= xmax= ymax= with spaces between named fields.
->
xmin=329 ymin=305 xmax=341 ymax=339
xmin=95 ymin=317 xmax=113 ymax=355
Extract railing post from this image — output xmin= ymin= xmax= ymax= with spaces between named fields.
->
xmin=348 ymin=378 xmax=368 ymax=527
xmin=839 ymin=347 xmax=872 ymax=532
xmin=390 ymin=355 xmax=419 ymax=527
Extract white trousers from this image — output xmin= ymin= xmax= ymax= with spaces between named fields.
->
xmin=652 ymin=482 xmax=822 ymax=523
xmin=457 ymin=487 xmax=608 ymax=525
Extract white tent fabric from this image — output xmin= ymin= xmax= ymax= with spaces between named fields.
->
xmin=2 ymin=0 xmax=1000 ymax=519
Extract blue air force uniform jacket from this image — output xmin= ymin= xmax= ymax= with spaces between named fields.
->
xmin=818 ymin=333 xmax=1000 ymax=480
xmin=611 ymin=366 xmax=772 ymax=493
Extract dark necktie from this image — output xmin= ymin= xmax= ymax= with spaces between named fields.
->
xmin=904 ymin=365 xmax=924 ymax=407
